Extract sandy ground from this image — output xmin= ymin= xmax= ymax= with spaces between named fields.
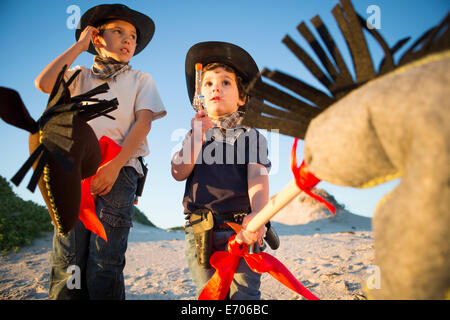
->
xmin=0 ymin=194 xmax=374 ymax=300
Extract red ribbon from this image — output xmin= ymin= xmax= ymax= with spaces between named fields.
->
xmin=199 ymin=223 xmax=319 ymax=300
xmin=79 ymin=136 xmax=122 ymax=242
xmin=291 ymin=137 xmax=335 ymax=214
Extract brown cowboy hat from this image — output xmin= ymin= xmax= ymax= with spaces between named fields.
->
xmin=185 ymin=41 xmax=261 ymax=105
xmin=0 ymin=65 xmax=118 ymax=237
xmin=75 ymin=3 xmax=155 ymax=56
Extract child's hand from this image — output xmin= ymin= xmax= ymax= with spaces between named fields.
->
xmin=191 ymin=109 xmax=213 ymax=142
xmin=77 ymin=26 xmax=99 ymax=52
xmin=235 ymin=228 xmax=260 ymax=245
xmin=90 ymin=160 xmax=121 ymax=197
xmin=236 ymin=213 xmax=267 ymax=246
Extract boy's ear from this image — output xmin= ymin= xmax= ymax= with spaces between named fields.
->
xmin=238 ymin=95 xmax=247 ymax=107
xmin=91 ymin=33 xmax=104 ymax=50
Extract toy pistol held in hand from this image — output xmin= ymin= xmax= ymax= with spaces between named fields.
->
xmin=192 ymin=63 xmax=205 ymax=112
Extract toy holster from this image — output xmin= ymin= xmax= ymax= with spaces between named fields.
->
xmin=134 ymin=156 xmax=148 ymax=204
xmin=264 ymin=221 xmax=280 ymax=250
xmin=189 ymin=209 xmax=214 ymax=269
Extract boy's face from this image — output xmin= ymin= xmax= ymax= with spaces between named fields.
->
xmin=201 ymin=67 xmax=246 ymax=117
xmin=93 ymin=20 xmax=137 ymax=63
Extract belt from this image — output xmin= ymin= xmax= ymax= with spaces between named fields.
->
xmin=184 ymin=210 xmax=249 ymax=229
xmin=215 ymin=212 xmax=248 ymax=225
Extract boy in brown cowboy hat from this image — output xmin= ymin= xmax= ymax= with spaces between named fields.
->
xmin=35 ymin=4 xmax=166 ymax=299
xmin=171 ymin=41 xmax=270 ymax=299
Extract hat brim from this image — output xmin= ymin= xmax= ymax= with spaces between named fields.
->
xmin=185 ymin=41 xmax=260 ymax=104
xmin=75 ymin=4 xmax=155 ymax=56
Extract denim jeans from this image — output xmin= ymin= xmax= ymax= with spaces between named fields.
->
xmin=185 ymin=227 xmax=261 ymax=300
xmin=48 ymin=166 xmax=138 ymax=300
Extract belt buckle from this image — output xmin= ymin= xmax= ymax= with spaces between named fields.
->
xmin=233 ymin=212 xmax=247 ymax=224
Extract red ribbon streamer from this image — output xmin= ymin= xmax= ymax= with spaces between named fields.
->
xmin=199 ymin=223 xmax=319 ymax=300
xmin=291 ymin=137 xmax=335 ymax=214
xmin=79 ymin=136 xmax=122 ymax=242
xmin=199 ymin=138 xmax=335 ymax=300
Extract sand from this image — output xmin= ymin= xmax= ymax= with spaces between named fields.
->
xmin=0 ymin=191 xmax=374 ymax=300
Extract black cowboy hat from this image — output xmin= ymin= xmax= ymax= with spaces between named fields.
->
xmin=0 ymin=66 xmax=118 ymax=237
xmin=185 ymin=41 xmax=260 ymax=105
xmin=76 ymin=4 xmax=155 ymax=56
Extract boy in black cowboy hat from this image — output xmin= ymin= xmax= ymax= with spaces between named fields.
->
xmin=35 ymin=4 xmax=166 ymax=299
xmin=171 ymin=41 xmax=271 ymax=299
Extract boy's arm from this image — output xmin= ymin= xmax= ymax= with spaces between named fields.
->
xmin=247 ymin=163 xmax=269 ymax=214
xmin=238 ymin=163 xmax=269 ymax=244
xmin=171 ymin=110 xmax=212 ymax=181
xmin=35 ymin=26 xmax=98 ymax=93
xmin=90 ymin=109 xmax=153 ymax=196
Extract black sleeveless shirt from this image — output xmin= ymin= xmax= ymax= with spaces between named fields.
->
xmin=182 ymin=127 xmax=271 ymax=215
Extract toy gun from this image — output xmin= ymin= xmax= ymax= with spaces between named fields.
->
xmin=192 ymin=63 xmax=205 ymax=112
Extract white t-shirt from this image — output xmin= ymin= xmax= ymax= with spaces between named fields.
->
xmin=64 ymin=66 xmax=166 ymax=175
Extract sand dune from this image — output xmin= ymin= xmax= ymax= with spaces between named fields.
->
xmin=0 ymin=190 xmax=374 ymax=300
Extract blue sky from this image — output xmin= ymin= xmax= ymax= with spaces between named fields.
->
xmin=0 ymin=0 xmax=448 ymax=228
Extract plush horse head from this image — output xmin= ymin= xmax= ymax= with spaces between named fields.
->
xmin=0 ymin=65 xmax=118 ymax=237
xmin=242 ymin=0 xmax=450 ymax=299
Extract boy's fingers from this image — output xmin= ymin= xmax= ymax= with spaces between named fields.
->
xmin=236 ymin=228 xmax=259 ymax=245
xmin=98 ymin=185 xmax=112 ymax=196
xmin=235 ymin=232 xmax=244 ymax=244
xmin=82 ymin=26 xmax=92 ymax=35
xmin=90 ymin=177 xmax=103 ymax=194
xmin=196 ymin=109 xmax=208 ymax=118
xmin=194 ymin=113 xmax=203 ymax=121
xmin=92 ymin=184 xmax=108 ymax=196
xmin=81 ymin=26 xmax=98 ymax=39
xmin=91 ymin=27 xmax=99 ymax=36
xmin=90 ymin=184 xmax=100 ymax=195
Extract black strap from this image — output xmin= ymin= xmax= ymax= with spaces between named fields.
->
xmin=71 ymin=83 xmax=110 ymax=102
xmin=27 ymin=148 xmax=48 ymax=192
xmin=78 ymin=99 xmax=118 ymax=121
xmin=65 ymin=69 xmax=82 ymax=88
xmin=11 ymin=144 xmax=45 ymax=188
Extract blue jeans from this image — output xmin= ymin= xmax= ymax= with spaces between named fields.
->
xmin=185 ymin=227 xmax=261 ymax=300
xmin=48 ymin=166 xmax=138 ymax=300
